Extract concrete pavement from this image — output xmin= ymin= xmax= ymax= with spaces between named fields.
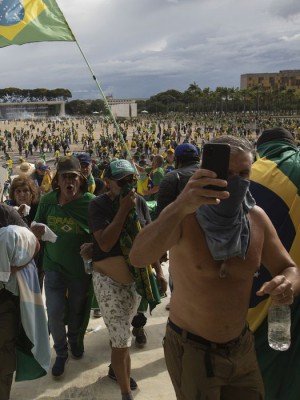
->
xmin=10 ymin=262 xmax=176 ymax=400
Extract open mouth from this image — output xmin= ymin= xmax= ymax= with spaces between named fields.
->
xmin=66 ymin=185 xmax=74 ymax=190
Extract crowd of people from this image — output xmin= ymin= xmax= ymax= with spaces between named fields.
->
xmin=1 ymin=114 xmax=300 ymax=400
xmin=1 ymin=112 xmax=300 ymax=168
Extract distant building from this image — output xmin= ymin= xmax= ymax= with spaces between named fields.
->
xmin=0 ymin=100 xmax=65 ymax=120
xmin=240 ymin=70 xmax=300 ymax=91
xmin=106 ymin=96 xmax=137 ymax=118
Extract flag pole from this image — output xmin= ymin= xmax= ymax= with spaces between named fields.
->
xmin=74 ymin=40 xmax=139 ymax=176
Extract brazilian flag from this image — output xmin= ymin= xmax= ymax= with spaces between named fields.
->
xmin=248 ymin=140 xmax=300 ymax=400
xmin=0 ymin=0 xmax=75 ymax=48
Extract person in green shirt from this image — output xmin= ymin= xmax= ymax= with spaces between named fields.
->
xmin=32 ymin=156 xmax=94 ymax=379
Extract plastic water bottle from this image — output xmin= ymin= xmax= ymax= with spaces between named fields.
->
xmin=268 ymin=304 xmax=291 ymax=351
xmin=84 ymin=259 xmax=93 ymax=275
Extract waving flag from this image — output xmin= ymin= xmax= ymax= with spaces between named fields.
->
xmin=0 ymin=0 xmax=74 ymax=48
xmin=248 ymin=140 xmax=300 ymax=400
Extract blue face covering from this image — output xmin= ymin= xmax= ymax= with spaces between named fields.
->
xmin=196 ymin=175 xmax=256 ymax=264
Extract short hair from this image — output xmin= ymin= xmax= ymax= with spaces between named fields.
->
xmin=9 ymin=176 xmax=40 ymax=205
xmin=210 ymin=135 xmax=255 ymax=160
xmin=35 ymin=159 xmax=46 ymax=168
xmin=154 ymin=155 xmax=164 ymax=167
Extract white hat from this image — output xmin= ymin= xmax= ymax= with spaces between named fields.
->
xmin=14 ymin=162 xmax=35 ymax=176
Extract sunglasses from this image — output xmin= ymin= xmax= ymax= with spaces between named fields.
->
xmin=116 ymin=176 xmax=135 ymax=187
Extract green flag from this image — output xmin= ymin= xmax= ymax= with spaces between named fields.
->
xmin=0 ymin=0 xmax=75 ymax=48
xmin=248 ymin=141 xmax=300 ymax=400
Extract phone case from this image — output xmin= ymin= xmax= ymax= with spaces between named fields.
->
xmin=201 ymin=143 xmax=230 ymax=190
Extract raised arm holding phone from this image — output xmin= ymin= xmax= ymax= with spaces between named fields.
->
xmin=129 ymin=135 xmax=300 ymax=400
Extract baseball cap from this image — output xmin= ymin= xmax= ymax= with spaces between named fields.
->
xmin=175 ymin=143 xmax=198 ymax=158
xmin=76 ymin=153 xmax=92 ymax=165
xmin=106 ymin=160 xmax=135 ymax=180
xmin=56 ymin=156 xmax=82 ymax=176
xmin=166 ymin=148 xmax=175 ymax=153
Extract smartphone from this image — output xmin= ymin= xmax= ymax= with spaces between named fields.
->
xmin=201 ymin=143 xmax=230 ymax=190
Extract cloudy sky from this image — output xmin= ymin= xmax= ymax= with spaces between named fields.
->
xmin=1 ymin=0 xmax=300 ymax=100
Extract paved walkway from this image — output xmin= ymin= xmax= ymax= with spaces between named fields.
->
xmin=10 ymin=263 xmax=176 ymax=400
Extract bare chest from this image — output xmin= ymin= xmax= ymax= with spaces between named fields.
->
xmin=175 ymin=214 xmax=263 ymax=280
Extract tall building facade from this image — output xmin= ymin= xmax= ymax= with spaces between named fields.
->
xmin=240 ymin=70 xmax=300 ymax=91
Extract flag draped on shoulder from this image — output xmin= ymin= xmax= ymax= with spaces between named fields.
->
xmin=248 ymin=140 xmax=300 ymax=400
xmin=0 ymin=0 xmax=75 ymax=48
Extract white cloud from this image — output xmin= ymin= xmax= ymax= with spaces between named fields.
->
xmin=280 ymin=33 xmax=300 ymax=41
xmin=141 ymin=39 xmax=168 ymax=53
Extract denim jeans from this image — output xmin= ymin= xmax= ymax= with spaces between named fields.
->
xmin=44 ymin=271 xmax=90 ymax=357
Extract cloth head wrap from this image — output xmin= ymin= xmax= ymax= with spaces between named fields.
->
xmin=196 ymin=176 xmax=256 ymax=267
xmin=257 ymin=127 xmax=296 ymax=148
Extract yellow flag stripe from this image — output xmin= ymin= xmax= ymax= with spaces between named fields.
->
xmin=251 ymin=158 xmax=300 ymax=231
xmin=0 ymin=0 xmax=47 ymax=41
xmin=247 ymin=297 xmax=271 ymax=332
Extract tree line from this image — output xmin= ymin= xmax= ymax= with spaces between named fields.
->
xmin=66 ymin=83 xmax=300 ymax=116
xmin=3 ymin=83 xmax=300 ymax=115
xmin=137 ymin=83 xmax=300 ymax=114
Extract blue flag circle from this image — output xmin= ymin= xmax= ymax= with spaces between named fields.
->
xmin=0 ymin=0 xmax=25 ymax=27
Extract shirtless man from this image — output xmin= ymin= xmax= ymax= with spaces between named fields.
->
xmin=129 ymin=136 xmax=300 ymax=400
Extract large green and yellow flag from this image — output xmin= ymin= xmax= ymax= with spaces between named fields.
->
xmin=248 ymin=140 xmax=300 ymax=400
xmin=0 ymin=0 xmax=75 ymax=48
